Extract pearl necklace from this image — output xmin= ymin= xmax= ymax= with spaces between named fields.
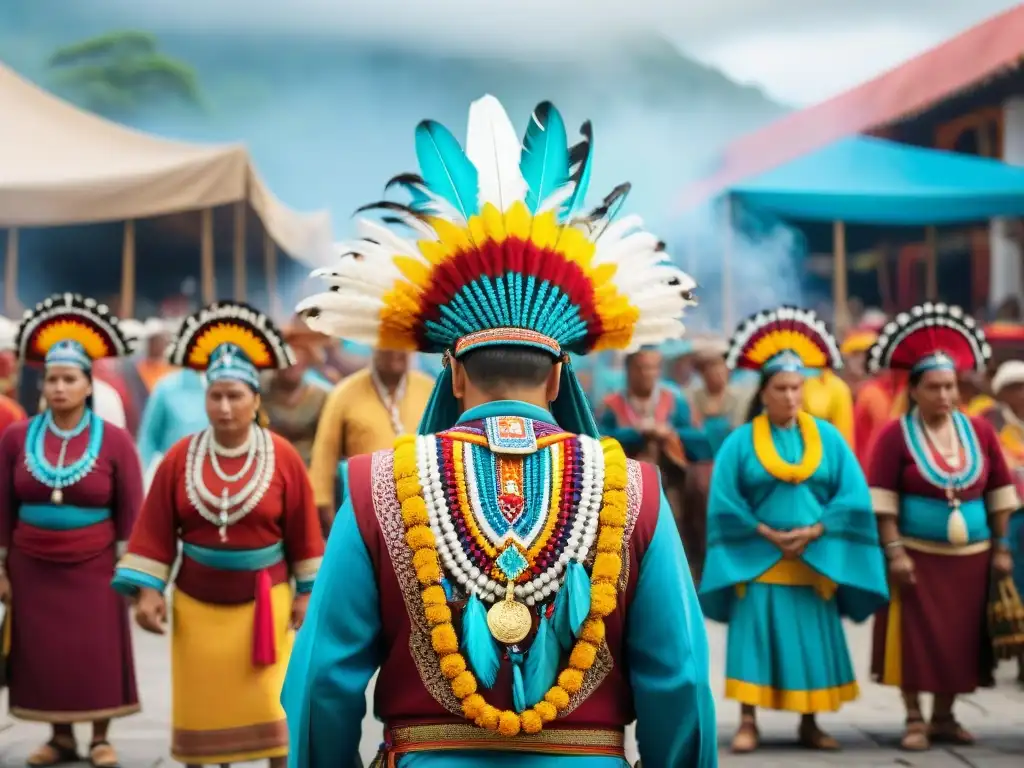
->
xmin=209 ymin=427 xmax=257 ymax=482
xmin=416 ymin=433 xmax=603 ymax=605
xmin=371 ymin=367 xmax=406 ymax=436
xmin=185 ymin=426 xmax=276 ymax=541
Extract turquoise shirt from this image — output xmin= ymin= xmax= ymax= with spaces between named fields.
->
xmin=700 ymin=417 xmax=889 ymax=624
xmin=281 ymin=401 xmax=717 ymax=767
xmin=136 ymin=369 xmax=208 ymax=473
xmin=598 ymin=385 xmax=713 ymax=462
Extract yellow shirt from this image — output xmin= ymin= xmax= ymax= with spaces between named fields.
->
xmin=802 ymin=369 xmax=854 ymax=447
xmin=308 ymin=368 xmax=434 ymax=509
xmin=964 ymin=394 xmax=995 ymax=417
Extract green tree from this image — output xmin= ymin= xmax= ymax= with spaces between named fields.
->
xmin=47 ymin=30 xmax=203 ymax=119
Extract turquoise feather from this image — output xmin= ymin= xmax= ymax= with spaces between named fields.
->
xmin=461 ymin=594 xmax=500 ymax=688
xmin=509 ymin=650 xmax=527 ymax=713
xmin=562 ymin=121 xmax=593 ymax=220
xmin=523 ymin=616 xmax=561 ymax=707
xmin=565 ymin=561 xmax=592 ymax=637
xmin=414 ymin=119 xmax=480 ymax=220
xmin=520 ymin=101 xmax=569 ymax=213
xmin=551 ymin=586 xmax=573 ymax=650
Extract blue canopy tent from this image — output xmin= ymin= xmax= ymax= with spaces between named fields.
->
xmin=717 ymin=136 xmax=1024 ymax=328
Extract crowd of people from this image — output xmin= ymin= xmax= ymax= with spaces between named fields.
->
xmin=0 ymin=94 xmax=1023 ymax=768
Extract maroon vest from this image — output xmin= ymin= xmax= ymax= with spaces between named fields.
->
xmin=347 ymin=447 xmax=662 ymax=731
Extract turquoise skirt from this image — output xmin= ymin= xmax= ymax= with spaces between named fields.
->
xmin=725 ymin=582 xmax=859 ymax=713
xmin=1010 ymin=510 xmax=1024 ymax=598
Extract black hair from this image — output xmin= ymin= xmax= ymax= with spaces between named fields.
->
xmin=460 ymin=346 xmax=557 ymax=393
xmin=745 ymin=375 xmax=769 ymax=422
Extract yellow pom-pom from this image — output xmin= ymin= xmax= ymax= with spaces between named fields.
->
xmin=558 ymin=668 xmax=584 ymax=694
xmin=400 ymin=496 xmax=429 ymax=526
xmin=596 ymin=525 xmax=625 ymax=554
xmin=451 ymin=671 xmax=478 ymax=698
xmin=579 ymin=618 xmax=606 ymax=645
xmin=394 ymin=434 xmax=416 ymax=449
xmin=412 ymin=548 xmax=437 ymax=571
xmin=405 ymin=525 xmax=436 ymax=551
xmin=439 ymin=653 xmax=466 ymax=680
xmin=521 ymin=709 xmax=543 ymax=734
xmin=591 ymin=552 xmax=621 ymax=582
xmin=422 ymin=585 xmax=448 ymax=606
xmin=396 ymin=476 xmax=422 ymax=501
xmin=497 ymin=711 xmax=521 ymax=737
xmin=416 ymin=562 xmax=442 ymax=584
xmin=424 ymin=604 xmax=452 ymax=625
xmin=544 ymin=686 xmax=570 ymax=711
xmin=462 ymin=693 xmax=486 ymax=719
xmin=431 ymin=624 xmax=459 ymax=655
xmin=590 ymin=582 xmax=618 ymax=617
xmin=478 ymin=705 xmax=500 ymax=730
xmin=569 ymin=641 xmax=598 ymax=671
xmin=604 ymin=464 xmax=628 ymax=489
xmin=534 ymin=700 xmax=557 ymax=722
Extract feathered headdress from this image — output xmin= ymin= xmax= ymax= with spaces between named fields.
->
xmin=16 ymin=293 xmax=135 ymax=369
xmin=866 ymin=302 xmax=989 ymax=375
xmin=167 ymin=302 xmax=295 ymax=390
xmin=295 ymin=96 xmax=695 ymax=436
xmin=726 ymin=306 xmax=842 ymax=375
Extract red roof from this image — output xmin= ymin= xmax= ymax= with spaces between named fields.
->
xmin=678 ymin=5 xmax=1024 ymax=211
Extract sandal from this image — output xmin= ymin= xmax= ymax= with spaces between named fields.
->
xmin=900 ymin=717 xmax=930 ymax=752
xmin=26 ymin=738 xmax=79 ymax=767
xmin=730 ymin=719 xmax=759 ymax=753
xmin=88 ymin=741 xmax=121 ymax=768
xmin=930 ymin=717 xmax=975 ymax=746
xmin=797 ymin=722 xmax=840 ymax=750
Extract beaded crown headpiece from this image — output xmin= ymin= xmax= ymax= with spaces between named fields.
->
xmin=296 ymin=96 xmax=696 ymax=435
xmin=167 ymin=302 xmax=295 ymax=390
xmin=726 ymin=305 xmax=842 ymax=375
xmin=16 ymin=293 xmax=135 ymax=369
xmin=866 ymin=302 xmax=989 ymax=375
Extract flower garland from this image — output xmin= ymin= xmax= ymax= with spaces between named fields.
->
xmin=393 ymin=433 xmax=629 ymax=737
xmin=751 ymin=411 xmax=822 ymax=484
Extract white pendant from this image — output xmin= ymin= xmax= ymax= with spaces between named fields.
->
xmin=51 ymin=488 xmax=63 ymax=505
xmin=947 ymin=509 xmax=969 ymax=546
xmin=219 ymin=525 xmax=228 ymax=542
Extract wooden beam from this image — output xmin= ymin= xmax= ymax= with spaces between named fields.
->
xmin=233 ymin=202 xmax=247 ymax=302
xmin=263 ymin=229 xmax=279 ymax=319
xmin=200 ymin=208 xmax=215 ymax=304
xmin=3 ymin=228 xmax=18 ymax=315
xmin=120 ymin=220 xmax=136 ymax=318
xmin=832 ymin=221 xmax=850 ymax=334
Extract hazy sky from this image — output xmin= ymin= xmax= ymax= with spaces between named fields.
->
xmin=101 ymin=0 xmax=1022 ymax=104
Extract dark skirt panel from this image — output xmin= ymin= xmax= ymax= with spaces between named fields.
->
xmin=7 ymin=522 xmax=139 ymax=722
xmin=871 ymin=548 xmax=993 ymax=694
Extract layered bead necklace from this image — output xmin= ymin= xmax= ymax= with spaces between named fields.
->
xmin=25 ymin=409 xmax=104 ymax=505
xmin=184 ymin=425 xmax=276 ymax=541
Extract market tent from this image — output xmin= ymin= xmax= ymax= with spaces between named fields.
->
xmin=727 ymin=136 xmax=1024 ymax=224
xmin=0 ymin=60 xmax=331 ymax=266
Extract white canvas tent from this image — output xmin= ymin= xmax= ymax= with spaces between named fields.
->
xmin=0 ymin=61 xmax=332 ymax=316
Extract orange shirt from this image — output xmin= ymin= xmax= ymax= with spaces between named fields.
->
xmin=853 ymin=372 xmax=907 ymax=469
xmin=135 ymin=359 xmax=175 ymax=393
xmin=0 ymin=394 xmax=27 ymax=437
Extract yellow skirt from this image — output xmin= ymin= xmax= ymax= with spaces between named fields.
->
xmin=171 ymin=584 xmax=293 ymax=764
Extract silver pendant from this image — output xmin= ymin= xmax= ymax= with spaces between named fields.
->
xmin=219 ymin=525 xmax=228 ymax=542
xmin=51 ymin=488 xmax=63 ymax=505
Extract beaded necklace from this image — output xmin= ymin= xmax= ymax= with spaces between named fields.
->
xmin=184 ymin=426 xmax=276 ymax=541
xmin=25 ymin=410 xmax=104 ymax=505
xmin=370 ymin=367 xmax=406 ymax=436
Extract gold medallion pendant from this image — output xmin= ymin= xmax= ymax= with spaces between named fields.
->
xmin=486 ymin=580 xmax=532 ymax=644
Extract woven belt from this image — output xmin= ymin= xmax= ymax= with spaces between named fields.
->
xmin=371 ymin=723 xmax=626 ymax=767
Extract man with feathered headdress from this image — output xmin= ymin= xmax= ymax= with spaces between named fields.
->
xmin=282 ymin=96 xmax=715 ymax=767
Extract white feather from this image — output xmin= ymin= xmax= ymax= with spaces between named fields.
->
xmin=592 ymin=214 xmax=644 ymax=246
xmin=465 ymin=95 xmax=528 ymax=211
xmin=535 ymin=183 xmax=576 ymax=215
xmin=354 ymin=219 xmax=426 ymax=260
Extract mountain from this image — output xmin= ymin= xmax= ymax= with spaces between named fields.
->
xmin=0 ymin=3 xmax=787 ymax=236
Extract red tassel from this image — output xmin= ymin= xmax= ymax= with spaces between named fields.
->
xmin=252 ymin=568 xmax=276 ymax=667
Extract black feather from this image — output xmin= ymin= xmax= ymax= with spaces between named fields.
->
xmin=384 ymin=172 xmax=427 ymax=193
xmin=354 ymin=200 xmax=429 ymax=220
xmin=568 ymin=121 xmax=593 ymax=178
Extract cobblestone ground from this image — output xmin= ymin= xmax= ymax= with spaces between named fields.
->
xmin=2 ymin=621 xmax=1022 ymax=767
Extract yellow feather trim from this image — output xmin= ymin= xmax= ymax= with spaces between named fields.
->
xmin=187 ymin=322 xmax=273 ymax=369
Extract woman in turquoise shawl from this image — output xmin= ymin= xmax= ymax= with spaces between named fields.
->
xmin=701 ymin=306 xmax=889 ymax=753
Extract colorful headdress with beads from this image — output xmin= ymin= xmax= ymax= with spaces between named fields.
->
xmin=296 ymin=96 xmax=695 ymax=436
xmin=866 ymin=302 xmax=989 ymax=375
xmin=16 ymin=293 xmax=134 ymax=370
xmin=725 ymin=306 xmax=842 ymax=375
xmin=167 ymin=302 xmax=295 ymax=391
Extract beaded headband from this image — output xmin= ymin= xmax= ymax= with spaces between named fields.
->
xmin=206 ymin=343 xmax=262 ymax=391
xmin=16 ymin=293 xmax=135 ymax=367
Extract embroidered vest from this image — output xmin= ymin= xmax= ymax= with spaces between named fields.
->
xmin=348 ymin=419 xmax=661 ymax=730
